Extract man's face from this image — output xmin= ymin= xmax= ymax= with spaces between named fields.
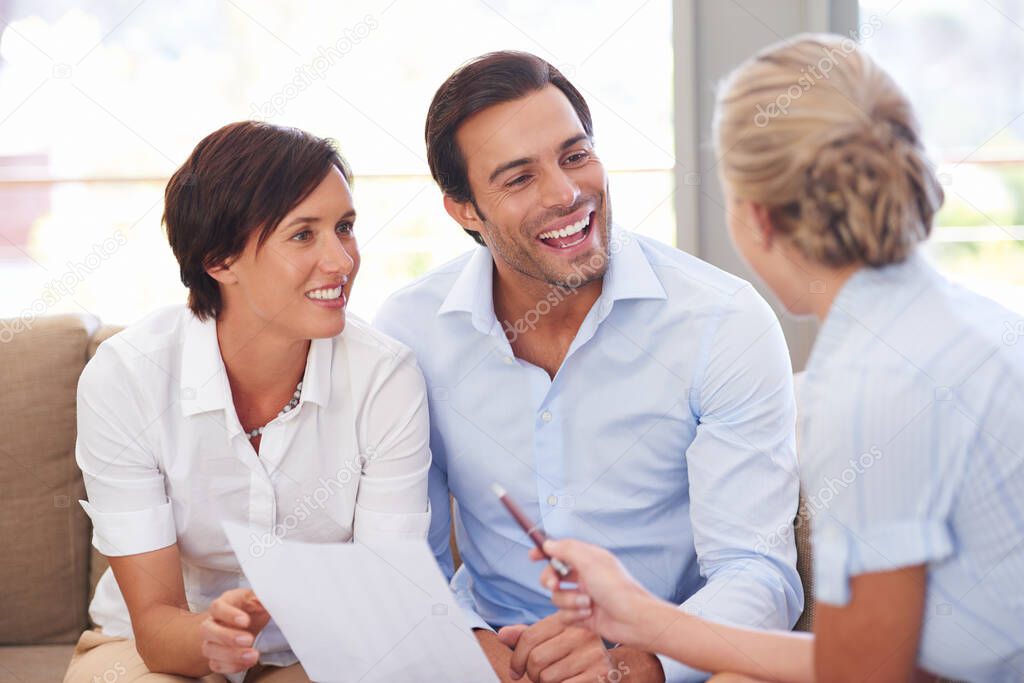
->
xmin=452 ymin=85 xmax=611 ymax=289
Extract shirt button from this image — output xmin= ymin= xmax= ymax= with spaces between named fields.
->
xmin=540 ymin=410 xmax=552 ymax=422
xmin=503 ymin=356 xmax=514 ymax=365
xmin=547 ymin=495 xmax=558 ymax=506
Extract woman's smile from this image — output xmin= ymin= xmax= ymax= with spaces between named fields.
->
xmin=305 ymin=279 xmax=348 ymax=309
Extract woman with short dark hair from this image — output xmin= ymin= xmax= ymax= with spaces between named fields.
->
xmin=64 ymin=121 xmax=431 ymax=682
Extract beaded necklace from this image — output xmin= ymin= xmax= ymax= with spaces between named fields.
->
xmin=245 ymin=380 xmax=303 ymax=439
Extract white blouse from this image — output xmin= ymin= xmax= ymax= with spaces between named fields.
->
xmin=76 ymin=305 xmax=431 ymax=669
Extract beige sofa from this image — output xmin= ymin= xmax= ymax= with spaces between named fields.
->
xmin=0 ymin=315 xmax=118 ymax=683
xmin=0 ymin=314 xmax=814 ymax=683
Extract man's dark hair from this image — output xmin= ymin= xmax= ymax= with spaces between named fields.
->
xmin=164 ymin=121 xmax=351 ymax=321
xmin=425 ymin=51 xmax=593 ymax=246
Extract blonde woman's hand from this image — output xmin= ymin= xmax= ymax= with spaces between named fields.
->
xmin=531 ymin=539 xmax=663 ymax=649
xmin=199 ymin=588 xmax=271 ymax=674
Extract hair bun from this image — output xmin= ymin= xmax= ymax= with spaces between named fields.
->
xmin=714 ymin=34 xmax=945 ymax=268
xmin=799 ymin=116 xmax=937 ymax=266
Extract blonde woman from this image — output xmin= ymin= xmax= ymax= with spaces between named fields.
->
xmin=530 ymin=34 xmax=1024 ymax=682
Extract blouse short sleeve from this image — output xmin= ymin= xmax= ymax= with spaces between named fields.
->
xmin=76 ymin=344 xmax=176 ymax=556
xmin=352 ymin=348 xmax=432 ymax=543
xmin=802 ymin=367 xmax=961 ymax=605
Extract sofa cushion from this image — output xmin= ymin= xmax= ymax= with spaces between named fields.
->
xmin=793 ymin=495 xmax=814 ymax=631
xmin=0 ymin=644 xmax=75 ymax=683
xmin=0 ymin=315 xmax=95 ymax=644
xmin=86 ymin=325 xmax=122 ymax=365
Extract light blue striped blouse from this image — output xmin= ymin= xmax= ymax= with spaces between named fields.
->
xmin=799 ymin=251 xmax=1024 ymax=681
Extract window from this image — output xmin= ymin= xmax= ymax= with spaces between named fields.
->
xmin=0 ymin=1 xmax=673 ymax=326
xmin=860 ymin=0 xmax=1024 ymax=312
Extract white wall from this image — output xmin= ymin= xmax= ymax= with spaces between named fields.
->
xmin=673 ymin=0 xmax=859 ymax=370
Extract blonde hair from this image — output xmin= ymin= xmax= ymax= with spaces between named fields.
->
xmin=714 ymin=33 xmax=944 ymax=267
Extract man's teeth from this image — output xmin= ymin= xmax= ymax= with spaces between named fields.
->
xmin=538 ymin=215 xmax=589 ymax=241
xmin=306 ymin=285 xmax=343 ymax=300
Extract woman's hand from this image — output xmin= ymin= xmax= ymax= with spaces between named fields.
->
xmin=531 ymin=539 xmax=663 ymax=649
xmin=199 ymin=588 xmax=271 ymax=674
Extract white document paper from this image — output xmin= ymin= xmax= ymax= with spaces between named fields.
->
xmin=223 ymin=522 xmax=498 ymax=683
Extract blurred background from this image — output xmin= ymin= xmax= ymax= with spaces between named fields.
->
xmin=0 ymin=0 xmax=1021 ymax=369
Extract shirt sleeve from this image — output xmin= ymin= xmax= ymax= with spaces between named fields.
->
xmin=373 ymin=305 xmax=495 ymax=633
xmin=75 ymin=344 xmax=177 ymax=557
xmin=802 ymin=368 xmax=959 ymax=606
xmin=658 ymin=286 xmax=804 ymax=682
xmin=353 ymin=348 xmax=432 ymax=542
xmin=425 ymin=438 xmax=494 ymax=633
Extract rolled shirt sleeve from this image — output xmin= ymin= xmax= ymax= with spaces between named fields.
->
xmin=76 ymin=345 xmax=177 ymax=557
xmin=658 ymin=287 xmax=804 ymax=682
xmin=424 ymin=440 xmax=495 ymax=633
xmin=353 ymin=500 xmax=431 ymax=540
xmin=802 ymin=368 xmax=960 ymax=606
xmin=375 ymin=306 xmax=495 ymax=634
xmin=350 ymin=349 xmax=496 ymax=629
xmin=352 ymin=349 xmax=432 ymax=544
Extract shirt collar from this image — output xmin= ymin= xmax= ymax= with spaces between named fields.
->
xmin=436 ymin=229 xmax=667 ymax=333
xmin=437 ymin=245 xmax=500 ymax=335
xmin=600 ymin=229 xmax=668 ymax=304
xmin=179 ymin=313 xmax=333 ymax=417
xmin=808 ymin=250 xmax=938 ymax=370
xmin=299 ymin=337 xmax=333 ymax=407
xmin=180 ymin=314 xmax=228 ymax=417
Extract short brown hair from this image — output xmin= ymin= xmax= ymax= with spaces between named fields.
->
xmin=425 ymin=51 xmax=593 ymax=245
xmin=164 ymin=121 xmax=351 ymax=320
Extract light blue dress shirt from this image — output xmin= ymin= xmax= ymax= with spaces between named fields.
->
xmin=799 ymin=252 xmax=1024 ymax=681
xmin=375 ymin=230 xmax=803 ymax=682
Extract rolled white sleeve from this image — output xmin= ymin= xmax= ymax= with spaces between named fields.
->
xmin=354 ymin=500 xmax=431 ymax=540
xmin=76 ymin=346 xmax=177 ymax=557
xmin=80 ymin=500 xmax=177 ymax=556
xmin=353 ymin=349 xmax=432 ymax=544
xmin=660 ymin=287 xmax=803 ymax=682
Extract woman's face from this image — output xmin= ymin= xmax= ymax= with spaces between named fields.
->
xmin=216 ymin=166 xmax=360 ymax=340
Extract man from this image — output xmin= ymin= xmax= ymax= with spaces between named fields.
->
xmin=374 ymin=51 xmax=803 ymax=683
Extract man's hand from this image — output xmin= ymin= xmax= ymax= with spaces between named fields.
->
xmin=199 ymin=588 xmax=270 ymax=674
xmin=609 ymin=646 xmax=666 ymax=682
xmin=475 ymin=629 xmax=519 ymax=683
xmin=500 ymin=613 xmax=614 ymax=682
xmin=532 ymin=540 xmax=662 ymax=649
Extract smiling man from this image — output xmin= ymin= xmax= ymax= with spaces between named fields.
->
xmin=374 ymin=51 xmax=803 ymax=683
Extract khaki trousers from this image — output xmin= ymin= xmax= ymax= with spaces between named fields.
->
xmin=63 ymin=630 xmax=310 ymax=683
